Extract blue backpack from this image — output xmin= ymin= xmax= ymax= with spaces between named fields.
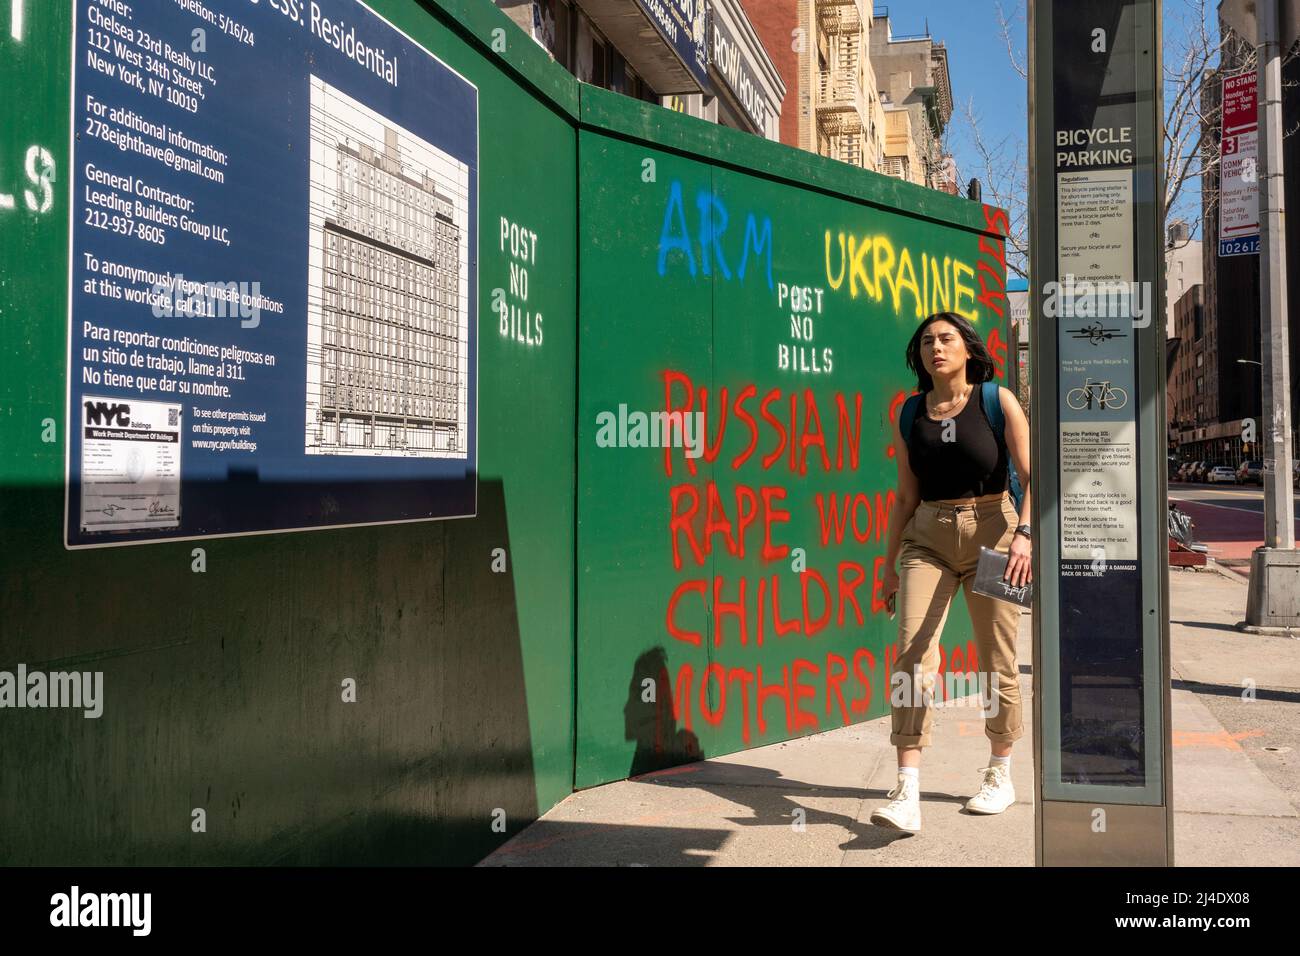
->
xmin=899 ymin=380 xmax=1024 ymax=513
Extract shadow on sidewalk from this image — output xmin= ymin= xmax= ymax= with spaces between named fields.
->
xmin=486 ymin=764 xmax=982 ymax=864
xmin=1171 ymin=619 xmax=1245 ymax=633
xmin=1172 ymin=678 xmax=1300 ymax=704
xmin=634 ymin=764 xmax=980 ymax=851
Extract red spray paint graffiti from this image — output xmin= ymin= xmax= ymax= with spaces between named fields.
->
xmin=655 ymin=368 xmax=985 ymax=748
xmin=977 ymin=204 xmax=1010 ymax=379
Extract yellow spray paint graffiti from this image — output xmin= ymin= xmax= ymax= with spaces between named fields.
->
xmin=823 ymin=230 xmax=980 ymax=322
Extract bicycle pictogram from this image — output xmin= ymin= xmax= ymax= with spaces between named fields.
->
xmin=1066 ymin=378 xmax=1129 ymax=411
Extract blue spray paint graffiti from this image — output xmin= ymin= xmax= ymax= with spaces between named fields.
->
xmin=656 ymin=181 xmax=773 ymax=289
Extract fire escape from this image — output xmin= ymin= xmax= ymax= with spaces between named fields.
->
xmin=816 ymin=0 xmax=869 ymax=168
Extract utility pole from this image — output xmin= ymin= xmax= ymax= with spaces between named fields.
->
xmin=1245 ymin=0 xmax=1300 ymax=628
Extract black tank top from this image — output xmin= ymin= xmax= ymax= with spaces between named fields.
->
xmin=906 ymin=389 xmax=1009 ymax=501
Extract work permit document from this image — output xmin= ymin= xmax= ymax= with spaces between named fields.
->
xmin=79 ymin=397 xmax=182 ymax=533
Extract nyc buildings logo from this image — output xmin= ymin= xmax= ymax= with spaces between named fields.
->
xmin=83 ymin=400 xmax=131 ymax=427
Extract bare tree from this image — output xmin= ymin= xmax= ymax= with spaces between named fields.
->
xmin=1163 ymin=0 xmax=1259 ymax=240
xmin=957 ymin=0 xmax=1288 ymax=275
xmin=962 ymin=93 xmax=1030 ymax=277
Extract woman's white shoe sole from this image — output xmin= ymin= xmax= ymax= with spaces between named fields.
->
xmin=964 ymin=798 xmax=1014 ymax=814
xmin=869 ymin=810 xmax=921 ymax=832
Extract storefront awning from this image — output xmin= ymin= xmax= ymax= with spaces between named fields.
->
xmin=581 ymin=0 xmax=711 ymax=95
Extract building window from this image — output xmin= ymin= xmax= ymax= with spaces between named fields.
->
xmin=553 ymin=0 xmax=571 ymax=69
xmin=608 ymin=45 xmax=626 ymax=94
xmin=574 ymin=13 xmax=593 ymax=83
xmin=531 ymin=0 xmax=557 ymax=55
xmin=591 ymin=34 xmax=607 ymax=87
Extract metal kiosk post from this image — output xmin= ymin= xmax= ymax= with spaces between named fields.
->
xmin=1028 ymin=0 xmax=1174 ymax=865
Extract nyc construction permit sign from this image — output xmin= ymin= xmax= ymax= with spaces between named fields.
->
xmin=65 ymin=0 xmax=479 ymax=547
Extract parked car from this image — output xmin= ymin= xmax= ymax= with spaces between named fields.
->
xmin=1177 ymin=461 xmax=1197 ymax=481
xmin=1237 ymin=460 xmax=1263 ymax=484
xmin=1190 ymin=461 xmax=1210 ymax=482
xmin=1207 ymin=465 xmax=1237 ymax=484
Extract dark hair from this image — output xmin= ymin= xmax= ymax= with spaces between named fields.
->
xmin=904 ymin=311 xmax=997 ymax=392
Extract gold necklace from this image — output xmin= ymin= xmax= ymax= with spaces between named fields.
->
xmin=927 ymin=384 xmax=972 ymax=418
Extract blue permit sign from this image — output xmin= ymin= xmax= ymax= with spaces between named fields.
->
xmin=66 ymin=0 xmax=478 ymax=548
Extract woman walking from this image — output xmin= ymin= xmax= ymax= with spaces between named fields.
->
xmin=869 ymin=311 xmax=1033 ymax=833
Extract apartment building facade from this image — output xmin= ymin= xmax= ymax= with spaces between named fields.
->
xmin=741 ymin=0 xmax=888 ymax=170
xmin=868 ymin=8 xmax=954 ymax=190
xmin=497 ymin=0 xmax=785 ymax=141
xmin=1164 ymin=220 xmax=1203 ymax=339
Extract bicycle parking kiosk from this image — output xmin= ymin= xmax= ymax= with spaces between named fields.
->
xmin=1028 ymin=0 xmax=1174 ymax=865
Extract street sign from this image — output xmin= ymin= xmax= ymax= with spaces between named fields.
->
xmin=1219 ymin=71 xmax=1260 ymax=257
xmin=1029 ymin=0 xmax=1173 ymax=865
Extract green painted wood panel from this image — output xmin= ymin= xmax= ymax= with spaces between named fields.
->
xmin=0 ymin=0 xmax=576 ymax=865
xmin=576 ymin=133 xmax=718 ymax=779
xmin=575 ymin=89 xmax=1012 ymax=788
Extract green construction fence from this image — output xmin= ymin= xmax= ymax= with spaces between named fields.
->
xmin=0 ymin=0 xmax=1011 ymax=864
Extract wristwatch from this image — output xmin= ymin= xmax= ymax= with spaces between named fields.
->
xmin=1014 ymin=524 xmax=1032 ymax=540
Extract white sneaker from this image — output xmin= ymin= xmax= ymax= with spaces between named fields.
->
xmin=964 ymin=763 xmax=1015 ymax=814
xmin=869 ymin=774 xmax=922 ymax=832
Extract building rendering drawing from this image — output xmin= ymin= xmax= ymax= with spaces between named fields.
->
xmin=306 ymin=77 xmax=471 ymax=458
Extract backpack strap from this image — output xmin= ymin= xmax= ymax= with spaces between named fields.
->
xmin=981 ymin=380 xmax=1025 ymax=510
xmin=981 ymin=380 xmax=1005 ymax=438
xmin=899 ymin=392 xmax=924 ymax=442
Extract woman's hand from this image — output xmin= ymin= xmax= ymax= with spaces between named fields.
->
xmin=1006 ymin=532 xmax=1032 ymax=588
xmin=882 ymin=565 xmax=900 ymax=611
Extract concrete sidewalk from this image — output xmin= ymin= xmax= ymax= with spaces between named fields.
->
xmin=480 ymin=563 xmax=1300 ymax=866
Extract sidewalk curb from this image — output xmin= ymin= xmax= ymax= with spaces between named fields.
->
xmin=1234 ymin=621 xmax=1300 ymax=638
xmin=1205 ymin=559 xmax=1248 ymax=585
xmin=1199 ymin=561 xmax=1300 ymax=635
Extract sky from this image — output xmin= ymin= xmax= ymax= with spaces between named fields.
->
xmin=878 ymin=0 xmax=1030 ymax=193
xmin=884 ymin=0 xmax=1222 ymax=247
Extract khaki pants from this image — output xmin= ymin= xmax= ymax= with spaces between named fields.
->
xmin=890 ymin=493 xmax=1025 ymax=749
